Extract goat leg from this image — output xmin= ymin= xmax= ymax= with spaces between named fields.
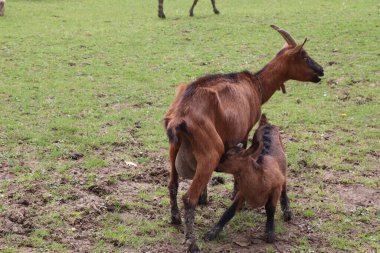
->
xmin=198 ymin=187 xmax=208 ymax=205
xmin=169 ymin=144 xmax=181 ymax=224
xmin=210 ymin=0 xmax=219 ymax=14
xmin=204 ymin=192 xmax=244 ymax=241
xmin=158 ymin=0 xmax=165 ymax=18
xmin=183 ymin=198 xmax=200 ymax=252
xmin=280 ymin=187 xmax=293 ymax=222
xmin=189 ymin=0 xmax=198 ymax=17
xmin=265 ymin=196 xmax=276 ymax=243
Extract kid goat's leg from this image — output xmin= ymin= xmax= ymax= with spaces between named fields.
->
xmin=189 ymin=0 xmax=198 ymax=17
xmin=210 ymin=0 xmax=220 ymax=14
xmin=203 ymin=192 xmax=245 ymax=241
xmin=168 ymin=143 xmax=181 ymax=224
xmin=265 ymin=189 xmax=281 ymax=243
xmin=280 ymin=184 xmax=293 ymax=222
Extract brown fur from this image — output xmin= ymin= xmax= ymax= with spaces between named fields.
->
xmin=164 ymin=27 xmax=323 ymax=252
xmin=207 ymin=114 xmax=292 ymax=243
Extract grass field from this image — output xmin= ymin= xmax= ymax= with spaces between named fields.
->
xmin=0 ymin=0 xmax=379 ymax=252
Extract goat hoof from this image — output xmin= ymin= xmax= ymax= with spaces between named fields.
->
xmin=283 ymin=210 xmax=293 ymax=222
xmin=203 ymin=231 xmax=217 ymax=241
xmin=158 ymin=13 xmax=166 ymax=19
xmin=185 ymin=240 xmax=200 ymax=252
xmin=265 ymin=232 xmax=275 ymax=243
xmin=189 ymin=12 xmax=194 ymax=17
xmin=203 ymin=226 xmax=220 ymax=241
xmin=214 ymin=10 xmax=220 ymax=14
xmin=171 ymin=215 xmax=182 ymax=225
xmin=198 ymin=197 xmax=208 ymax=206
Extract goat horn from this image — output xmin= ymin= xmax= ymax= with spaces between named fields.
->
xmin=270 ymin=25 xmax=298 ymax=47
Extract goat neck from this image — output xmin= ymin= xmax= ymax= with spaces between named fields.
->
xmin=255 ymin=59 xmax=289 ymax=104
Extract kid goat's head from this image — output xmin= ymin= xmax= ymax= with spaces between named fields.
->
xmin=271 ymin=25 xmax=324 ymax=83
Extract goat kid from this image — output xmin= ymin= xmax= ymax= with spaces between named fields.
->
xmin=204 ymin=114 xmax=292 ymax=243
xmin=158 ymin=0 xmax=219 ymax=18
xmin=164 ymin=25 xmax=323 ymax=252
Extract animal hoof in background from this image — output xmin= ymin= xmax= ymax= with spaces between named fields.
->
xmin=283 ymin=210 xmax=293 ymax=222
xmin=158 ymin=13 xmax=166 ymax=19
xmin=214 ymin=10 xmax=220 ymax=14
xmin=265 ymin=232 xmax=275 ymax=243
xmin=185 ymin=239 xmax=200 ymax=252
xmin=189 ymin=11 xmax=194 ymax=17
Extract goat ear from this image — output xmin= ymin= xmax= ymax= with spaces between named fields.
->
xmin=260 ymin=114 xmax=268 ymax=125
xmin=290 ymin=38 xmax=307 ymax=55
xmin=242 ymin=145 xmax=255 ymax=157
xmin=250 ymin=158 xmax=260 ymax=169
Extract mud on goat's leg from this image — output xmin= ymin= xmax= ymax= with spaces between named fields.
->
xmin=168 ymin=144 xmax=181 ymax=224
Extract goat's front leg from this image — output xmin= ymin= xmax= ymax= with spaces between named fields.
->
xmin=169 ymin=144 xmax=181 ymax=224
xmin=189 ymin=0 xmax=198 ymax=17
xmin=204 ymin=192 xmax=245 ymax=241
xmin=210 ymin=0 xmax=220 ymax=14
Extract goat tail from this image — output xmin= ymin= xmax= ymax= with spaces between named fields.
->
xmin=166 ymin=118 xmax=189 ymax=144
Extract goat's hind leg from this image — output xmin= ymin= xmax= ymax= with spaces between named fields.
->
xmin=265 ymin=194 xmax=278 ymax=243
xmin=168 ymin=144 xmax=181 ymax=224
xmin=280 ymin=185 xmax=293 ymax=221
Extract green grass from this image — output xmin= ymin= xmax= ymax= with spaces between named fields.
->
xmin=0 ymin=0 xmax=379 ymax=252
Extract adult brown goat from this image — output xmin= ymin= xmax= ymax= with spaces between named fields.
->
xmin=204 ymin=114 xmax=292 ymax=243
xmin=158 ymin=0 xmax=219 ymax=18
xmin=164 ymin=25 xmax=324 ymax=252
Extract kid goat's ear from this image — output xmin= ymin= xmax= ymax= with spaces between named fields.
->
xmin=260 ymin=113 xmax=268 ymax=125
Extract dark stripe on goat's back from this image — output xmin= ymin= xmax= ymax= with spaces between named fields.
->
xmin=257 ymin=125 xmax=273 ymax=164
xmin=182 ymin=71 xmax=254 ymax=101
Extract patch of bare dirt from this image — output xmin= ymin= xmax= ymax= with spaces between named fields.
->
xmin=334 ymin=184 xmax=379 ymax=208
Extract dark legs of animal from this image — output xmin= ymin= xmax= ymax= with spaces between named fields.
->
xmin=198 ymin=187 xmax=208 ymax=205
xmin=158 ymin=0 xmax=165 ymax=18
xmin=190 ymin=0 xmax=219 ymax=17
xmin=168 ymin=144 xmax=181 ymax=224
xmin=265 ymin=197 xmax=276 ymax=243
xmin=210 ymin=0 xmax=220 ymax=14
xmin=203 ymin=192 xmax=244 ymax=241
xmin=280 ymin=187 xmax=293 ymax=222
xmin=183 ymin=198 xmax=200 ymax=252
xmin=189 ymin=0 xmax=198 ymax=16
